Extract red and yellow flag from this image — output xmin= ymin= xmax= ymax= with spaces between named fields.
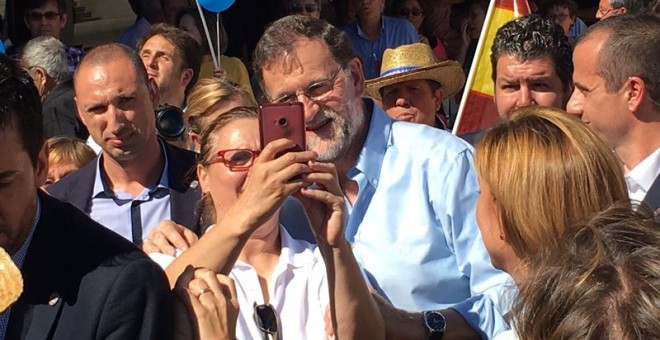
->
xmin=452 ymin=0 xmax=531 ymax=135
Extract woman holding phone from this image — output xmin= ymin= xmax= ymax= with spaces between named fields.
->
xmin=152 ymin=106 xmax=383 ymax=339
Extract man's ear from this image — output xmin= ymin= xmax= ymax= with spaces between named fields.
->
xmin=34 ymin=67 xmax=48 ymax=90
xmin=59 ymin=12 xmax=67 ymax=28
xmin=181 ymin=68 xmax=194 ymax=88
xmin=626 ymin=76 xmax=646 ymax=113
xmin=348 ymin=57 xmax=365 ymax=97
xmin=433 ymin=88 xmax=443 ymax=111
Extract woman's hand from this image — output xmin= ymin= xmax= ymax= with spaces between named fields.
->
xmin=229 ymin=138 xmax=318 ymax=229
xmin=295 ymin=161 xmax=347 ymax=248
xmin=174 ymin=266 xmax=239 ymax=340
xmin=143 ymin=220 xmax=198 ymax=256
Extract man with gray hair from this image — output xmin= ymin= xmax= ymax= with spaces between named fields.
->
xmin=21 ymin=35 xmax=88 ymax=139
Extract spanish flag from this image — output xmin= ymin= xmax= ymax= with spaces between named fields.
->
xmin=452 ymin=0 xmax=531 ymax=135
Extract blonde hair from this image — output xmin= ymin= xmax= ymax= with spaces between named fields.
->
xmin=474 ymin=106 xmax=629 ymax=260
xmin=47 ymin=136 xmax=96 ymax=168
xmin=185 ymin=77 xmax=256 ymax=135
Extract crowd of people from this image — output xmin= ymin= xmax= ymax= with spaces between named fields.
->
xmin=0 ymin=0 xmax=659 ymax=339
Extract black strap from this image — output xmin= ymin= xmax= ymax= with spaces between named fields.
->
xmin=131 ymin=201 xmax=143 ymax=247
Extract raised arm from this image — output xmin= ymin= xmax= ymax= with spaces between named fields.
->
xmin=297 ymin=161 xmax=385 ymax=340
xmin=163 ymin=139 xmax=317 ymax=287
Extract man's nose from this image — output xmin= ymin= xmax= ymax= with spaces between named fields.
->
xmin=515 ymin=86 xmax=533 ymax=108
xmin=566 ymin=90 xmax=583 ymax=117
xmin=395 ymin=97 xmax=411 ymax=108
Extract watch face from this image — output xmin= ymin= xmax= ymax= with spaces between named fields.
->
xmin=425 ymin=311 xmax=446 ymax=331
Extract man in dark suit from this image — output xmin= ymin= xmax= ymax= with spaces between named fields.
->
xmin=566 ymin=14 xmax=660 ymax=216
xmin=0 ymin=54 xmax=172 ymax=340
xmin=48 ymin=43 xmax=200 ymax=246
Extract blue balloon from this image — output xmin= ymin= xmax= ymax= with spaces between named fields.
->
xmin=198 ymin=0 xmax=235 ymax=12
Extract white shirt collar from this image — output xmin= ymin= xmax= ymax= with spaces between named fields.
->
xmin=625 ymin=147 xmax=660 ymax=202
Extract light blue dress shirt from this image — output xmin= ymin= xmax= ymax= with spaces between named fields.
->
xmin=89 ymin=141 xmax=171 ymax=243
xmin=347 ymin=101 xmax=512 ymax=338
xmin=342 ymin=16 xmax=419 ymax=80
xmin=0 ymin=196 xmax=41 ymax=339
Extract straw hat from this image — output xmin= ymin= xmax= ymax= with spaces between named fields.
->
xmin=0 ymin=247 xmax=23 ymax=313
xmin=365 ymin=43 xmax=465 ymax=101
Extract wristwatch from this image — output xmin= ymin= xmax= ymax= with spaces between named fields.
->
xmin=422 ymin=310 xmax=446 ymax=340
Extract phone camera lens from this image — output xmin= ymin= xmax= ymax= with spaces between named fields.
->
xmin=278 ymin=118 xmax=288 ymax=126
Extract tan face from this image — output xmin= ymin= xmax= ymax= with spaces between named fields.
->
xmin=396 ymin=0 xmax=424 ymax=31
xmin=475 ymin=179 xmax=514 ymax=272
xmin=547 ymin=5 xmax=574 ymax=36
xmin=261 ymin=38 xmax=366 ymax=162
xmin=494 ymin=55 xmax=569 ymax=117
xmin=75 ymin=57 xmax=160 ymax=162
xmin=381 ymin=79 xmax=442 ymax=127
xmin=140 ymin=35 xmax=191 ymax=106
xmin=358 ymin=0 xmax=385 ymax=19
xmin=0 ymin=126 xmax=48 ymax=255
xmin=24 ymin=0 xmax=66 ymax=39
xmin=567 ymin=37 xmax=630 ymax=150
xmin=198 ymin=119 xmax=259 ymax=215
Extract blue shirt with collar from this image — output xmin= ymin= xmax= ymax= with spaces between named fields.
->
xmin=0 ymin=195 xmax=41 ymax=339
xmin=89 ymin=141 xmax=171 ymax=242
xmin=342 ymin=16 xmax=419 ymax=80
xmin=347 ymin=100 xmax=511 ymax=338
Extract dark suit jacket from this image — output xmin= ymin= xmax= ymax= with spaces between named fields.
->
xmin=5 ymin=192 xmax=173 ymax=340
xmin=42 ymin=79 xmax=89 ymax=140
xmin=47 ymin=141 xmax=201 ymax=236
xmin=642 ymin=173 xmax=660 ymax=219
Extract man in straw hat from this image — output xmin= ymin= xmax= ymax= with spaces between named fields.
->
xmin=365 ymin=43 xmax=465 ymax=129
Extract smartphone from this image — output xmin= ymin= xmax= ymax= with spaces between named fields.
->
xmin=259 ymin=102 xmax=306 ymax=154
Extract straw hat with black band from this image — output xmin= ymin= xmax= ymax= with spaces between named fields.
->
xmin=365 ymin=43 xmax=465 ymax=102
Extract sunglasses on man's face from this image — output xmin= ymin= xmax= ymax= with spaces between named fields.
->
xmin=289 ymin=3 xmax=318 ymax=14
xmin=398 ymin=7 xmax=423 ymax=17
xmin=254 ymin=303 xmax=279 ymax=340
xmin=26 ymin=11 xmax=61 ymax=22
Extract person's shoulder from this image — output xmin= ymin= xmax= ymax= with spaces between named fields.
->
xmin=47 ymin=158 xmax=97 ymax=199
xmin=383 ymin=15 xmax=417 ymax=32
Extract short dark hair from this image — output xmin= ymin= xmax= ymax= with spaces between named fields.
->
xmin=74 ymin=43 xmax=150 ymax=89
xmin=253 ymin=16 xmax=355 ymax=96
xmin=491 ymin=14 xmax=573 ymax=91
xmin=138 ymin=23 xmax=203 ymax=95
xmin=578 ymin=13 xmax=660 ymax=107
xmin=25 ymin=0 xmax=66 ymax=13
xmin=0 ymin=54 xmax=43 ymax=167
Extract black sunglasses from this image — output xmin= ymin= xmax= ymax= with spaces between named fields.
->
xmin=253 ymin=303 xmax=279 ymax=340
xmin=289 ymin=3 xmax=318 ymax=14
xmin=26 ymin=11 xmax=61 ymax=21
xmin=398 ymin=8 xmax=423 ymax=17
